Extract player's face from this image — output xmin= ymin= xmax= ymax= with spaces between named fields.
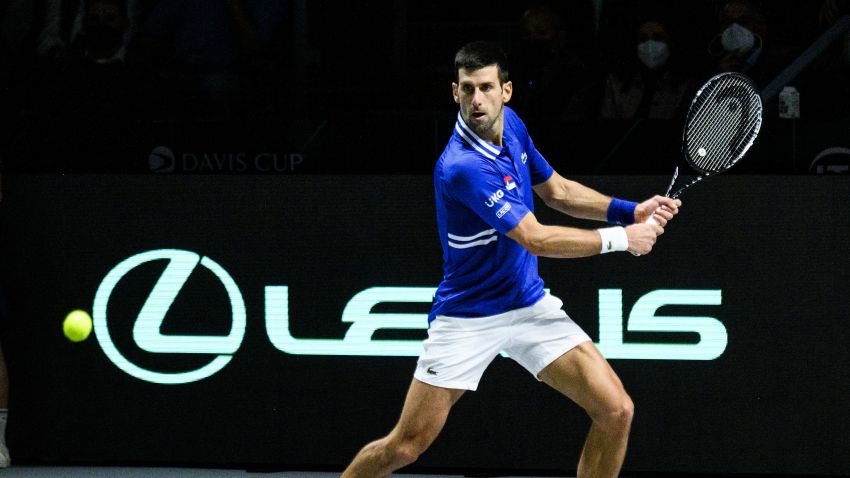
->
xmin=452 ymin=65 xmax=512 ymax=142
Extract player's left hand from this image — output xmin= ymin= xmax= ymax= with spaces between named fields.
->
xmin=634 ymin=196 xmax=682 ymax=226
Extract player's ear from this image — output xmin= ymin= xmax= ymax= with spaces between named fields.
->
xmin=502 ymin=80 xmax=513 ymax=103
xmin=451 ymin=83 xmax=459 ymax=104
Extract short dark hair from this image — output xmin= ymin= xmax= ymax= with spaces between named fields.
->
xmin=454 ymin=41 xmax=509 ymax=84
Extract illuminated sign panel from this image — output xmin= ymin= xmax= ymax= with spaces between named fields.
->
xmin=92 ymin=250 xmax=726 ymax=384
xmin=1 ymin=174 xmax=847 ymax=475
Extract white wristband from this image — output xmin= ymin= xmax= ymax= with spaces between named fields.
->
xmin=598 ymin=226 xmax=629 ymax=254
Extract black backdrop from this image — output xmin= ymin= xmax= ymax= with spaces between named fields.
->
xmin=0 ymin=174 xmax=848 ymax=475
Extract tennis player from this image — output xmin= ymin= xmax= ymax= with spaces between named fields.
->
xmin=341 ymin=41 xmax=681 ymax=478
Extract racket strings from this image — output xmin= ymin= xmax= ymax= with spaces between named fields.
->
xmin=685 ymin=76 xmax=762 ymax=174
xmin=697 ymin=87 xmax=759 ymax=171
xmin=689 ymin=87 xmax=758 ymax=170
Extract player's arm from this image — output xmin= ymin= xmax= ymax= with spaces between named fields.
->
xmin=506 ymin=211 xmax=663 ymax=258
xmin=532 ymin=171 xmax=681 ymax=225
xmin=532 ymin=171 xmax=611 ymax=221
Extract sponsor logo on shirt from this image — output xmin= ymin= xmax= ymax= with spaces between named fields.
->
xmin=496 ymin=202 xmax=511 ymax=218
xmin=521 ymin=152 xmax=528 ymax=164
xmin=484 ymin=189 xmax=505 ymax=208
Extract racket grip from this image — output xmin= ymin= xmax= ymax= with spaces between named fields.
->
xmin=631 ymin=208 xmax=660 ymax=255
xmin=646 ymin=205 xmax=663 ymax=225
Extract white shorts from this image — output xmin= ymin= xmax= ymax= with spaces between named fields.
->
xmin=414 ymin=294 xmax=591 ymax=391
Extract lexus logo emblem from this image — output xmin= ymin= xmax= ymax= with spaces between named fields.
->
xmin=93 ymin=249 xmax=246 ymax=384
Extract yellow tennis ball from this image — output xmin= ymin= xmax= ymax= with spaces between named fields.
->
xmin=63 ymin=310 xmax=93 ymax=342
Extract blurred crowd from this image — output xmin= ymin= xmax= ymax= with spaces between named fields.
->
xmin=0 ymin=0 xmax=848 ymax=173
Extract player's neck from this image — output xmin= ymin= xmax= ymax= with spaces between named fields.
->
xmin=485 ymin=117 xmax=505 ymax=147
xmin=490 ymin=131 xmax=504 ymax=147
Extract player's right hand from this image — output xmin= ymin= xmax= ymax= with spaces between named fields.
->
xmin=625 ymin=223 xmax=664 ymax=255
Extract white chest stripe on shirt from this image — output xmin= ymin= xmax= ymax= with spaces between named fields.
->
xmin=447 ymin=228 xmax=498 ymax=249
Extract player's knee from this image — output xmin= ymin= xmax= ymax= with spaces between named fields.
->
xmin=387 ymin=431 xmax=434 ymax=466
xmin=389 ymin=437 xmax=428 ymax=466
xmin=610 ymin=394 xmax=634 ymax=429
xmin=593 ymin=393 xmax=634 ymax=431
xmin=619 ymin=394 xmax=635 ymax=426
xmin=395 ymin=442 xmax=423 ymax=466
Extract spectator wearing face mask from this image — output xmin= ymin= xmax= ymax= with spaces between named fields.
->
xmin=707 ymin=0 xmax=794 ymax=88
xmin=600 ymin=18 xmax=694 ymax=119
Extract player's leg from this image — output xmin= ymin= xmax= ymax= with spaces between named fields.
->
xmin=538 ymin=341 xmax=633 ymax=478
xmin=340 ymin=379 xmax=464 ymax=478
xmin=343 ymin=311 xmax=503 ymax=477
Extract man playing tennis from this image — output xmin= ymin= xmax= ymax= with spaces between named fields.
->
xmin=341 ymin=41 xmax=682 ymax=478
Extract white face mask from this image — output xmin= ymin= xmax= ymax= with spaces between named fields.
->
xmin=637 ymin=40 xmax=670 ymax=70
xmin=721 ymin=23 xmax=756 ymax=53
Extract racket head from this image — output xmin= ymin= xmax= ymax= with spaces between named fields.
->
xmin=682 ymin=72 xmax=762 ymax=176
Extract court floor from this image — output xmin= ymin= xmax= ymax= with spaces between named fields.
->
xmin=0 ymin=468 xmax=574 ymax=478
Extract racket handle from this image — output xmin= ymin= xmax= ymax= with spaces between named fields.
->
xmin=644 ymin=202 xmax=664 ymax=225
xmin=632 ymin=208 xmax=660 ymax=255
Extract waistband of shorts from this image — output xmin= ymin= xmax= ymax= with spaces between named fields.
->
xmin=433 ymin=293 xmax=562 ymax=323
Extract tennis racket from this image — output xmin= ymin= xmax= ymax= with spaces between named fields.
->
xmin=646 ymin=72 xmax=762 ymax=225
